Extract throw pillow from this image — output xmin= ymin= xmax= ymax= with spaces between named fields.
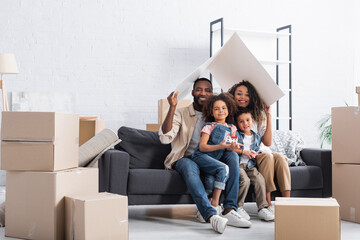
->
xmin=115 ymin=126 xmax=171 ymax=169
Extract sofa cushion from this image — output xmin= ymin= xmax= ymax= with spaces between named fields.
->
xmin=115 ymin=126 xmax=171 ymax=169
xmin=289 ymin=166 xmax=323 ymax=190
xmin=127 ymin=169 xmax=188 ymax=195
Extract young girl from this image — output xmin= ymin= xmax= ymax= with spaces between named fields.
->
xmin=228 ymin=80 xmax=291 ymax=213
xmin=192 ymin=93 xmax=240 ymax=212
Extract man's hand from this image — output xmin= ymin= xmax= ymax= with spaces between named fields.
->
xmin=167 ymin=91 xmax=179 ymax=108
xmin=162 ymin=91 xmax=179 ymax=134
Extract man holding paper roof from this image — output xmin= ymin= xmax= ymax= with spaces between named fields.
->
xmin=159 ymin=78 xmax=251 ymax=234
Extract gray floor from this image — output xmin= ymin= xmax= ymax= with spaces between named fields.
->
xmin=0 ymin=187 xmax=359 ymax=240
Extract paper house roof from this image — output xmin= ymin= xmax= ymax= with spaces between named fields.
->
xmin=174 ymin=32 xmax=285 ymax=106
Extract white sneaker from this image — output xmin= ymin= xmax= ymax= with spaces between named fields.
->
xmin=210 ymin=215 xmax=228 ymax=234
xmin=213 ymin=205 xmax=223 ymax=215
xmin=237 ymin=206 xmax=251 ymax=220
xmin=195 ymin=205 xmax=223 ymax=223
xmin=222 ymin=209 xmax=251 ymax=228
xmin=195 ymin=210 xmax=206 ymax=223
xmin=258 ymin=208 xmax=275 ymax=221
xmin=268 ymin=205 xmax=275 ymax=215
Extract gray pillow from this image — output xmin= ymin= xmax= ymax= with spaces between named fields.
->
xmin=115 ymin=126 xmax=171 ymax=169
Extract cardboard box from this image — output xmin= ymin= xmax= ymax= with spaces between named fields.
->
xmin=332 ymin=107 xmax=360 ymax=164
xmin=1 ymin=112 xmax=79 ymax=142
xmin=1 ymin=112 xmax=79 ymax=171
xmin=356 ymin=87 xmax=360 ymax=106
xmin=79 ymin=119 xmax=105 ymax=146
xmin=158 ymin=99 xmax=191 ymax=124
xmin=275 ymin=197 xmax=340 ymax=240
xmin=332 ymin=163 xmax=360 ymax=223
xmin=1 ymin=140 xmax=78 ymax=171
xmin=65 ymin=193 xmax=128 ymax=240
xmin=146 ymin=123 xmax=161 ymax=132
xmin=5 ymin=168 xmax=98 ymax=240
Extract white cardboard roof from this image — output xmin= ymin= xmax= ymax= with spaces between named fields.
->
xmin=174 ymin=32 xmax=285 ymax=106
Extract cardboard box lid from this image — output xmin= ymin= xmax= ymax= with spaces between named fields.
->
xmin=1 ymin=111 xmax=79 ymax=141
xmin=71 ymin=192 xmax=127 ymax=202
xmin=275 ymin=197 xmax=339 ymax=207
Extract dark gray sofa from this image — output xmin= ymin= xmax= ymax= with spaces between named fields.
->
xmin=98 ymin=126 xmax=332 ymax=205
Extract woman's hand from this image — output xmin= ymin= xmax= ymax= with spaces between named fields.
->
xmin=264 ymin=103 xmax=271 ymax=117
xmin=167 ymin=91 xmax=179 ymax=108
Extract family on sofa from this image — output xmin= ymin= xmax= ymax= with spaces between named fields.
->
xmin=158 ymin=78 xmax=291 ymax=234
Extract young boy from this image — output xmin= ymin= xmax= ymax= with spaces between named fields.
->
xmin=234 ymin=107 xmax=274 ymax=221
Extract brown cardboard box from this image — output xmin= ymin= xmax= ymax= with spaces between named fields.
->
xmin=275 ymin=197 xmax=340 ymax=240
xmin=79 ymin=119 xmax=105 ymax=146
xmin=332 ymin=107 xmax=360 ymax=164
xmin=332 ymin=163 xmax=360 ymax=223
xmin=1 ymin=112 xmax=79 ymax=141
xmin=1 ymin=141 xmax=73 ymax=171
xmin=1 ymin=112 xmax=79 ymax=171
xmin=158 ymin=99 xmax=191 ymax=124
xmin=146 ymin=123 xmax=161 ymax=131
xmin=5 ymin=168 xmax=98 ymax=240
xmin=65 ymin=193 xmax=128 ymax=240
xmin=356 ymin=87 xmax=360 ymax=106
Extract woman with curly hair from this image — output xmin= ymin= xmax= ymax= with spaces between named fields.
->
xmin=191 ymin=92 xmax=251 ymax=228
xmin=228 ymin=80 xmax=291 ymax=217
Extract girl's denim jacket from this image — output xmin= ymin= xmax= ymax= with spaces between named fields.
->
xmin=192 ymin=122 xmax=236 ymax=160
xmin=237 ymin=130 xmax=261 ymax=169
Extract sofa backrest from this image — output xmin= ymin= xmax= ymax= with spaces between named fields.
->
xmin=115 ymin=126 xmax=171 ymax=169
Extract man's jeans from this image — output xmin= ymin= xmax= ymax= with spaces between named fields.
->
xmin=174 ymin=152 xmax=239 ymax=221
xmin=174 ymin=157 xmax=216 ymax=221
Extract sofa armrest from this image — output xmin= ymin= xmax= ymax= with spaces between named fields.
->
xmin=98 ymin=149 xmax=130 ymax=195
xmin=300 ymin=148 xmax=332 ymax=197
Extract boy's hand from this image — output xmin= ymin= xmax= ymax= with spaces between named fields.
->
xmin=243 ymin=150 xmax=257 ymax=158
xmin=167 ymin=91 xmax=179 ymax=108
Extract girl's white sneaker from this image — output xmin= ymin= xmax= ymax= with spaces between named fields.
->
xmin=210 ymin=215 xmax=228 ymax=234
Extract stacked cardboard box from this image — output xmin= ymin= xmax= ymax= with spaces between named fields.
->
xmin=275 ymin=197 xmax=340 ymax=240
xmin=79 ymin=117 xmax=105 ymax=146
xmin=146 ymin=98 xmax=191 ymax=131
xmin=1 ymin=112 xmax=79 ymax=171
xmin=332 ymin=103 xmax=360 ymax=223
xmin=1 ymin=112 xmax=128 ymax=240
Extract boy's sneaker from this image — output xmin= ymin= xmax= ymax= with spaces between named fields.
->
xmin=195 ymin=205 xmax=223 ymax=223
xmin=237 ymin=206 xmax=251 ymax=220
xmin=268 ymin=205 xmax=275 ymax=215
xmin=210 ymin=215 xmax=228 ymax=234
xmin=222 ymin=209 xmax=252 ymax=228
xmin=258 ymin=208 xmax=275 ymax=221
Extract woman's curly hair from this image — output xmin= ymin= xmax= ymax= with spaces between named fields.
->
xmin=228 ymin=80 xmax=265 ymax=123
xmin=202 ymin=92 xmax=237 ymax=124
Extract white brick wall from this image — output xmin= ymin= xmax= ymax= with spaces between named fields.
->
xmin=1 ymin=0 xmax=360 ymax=184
